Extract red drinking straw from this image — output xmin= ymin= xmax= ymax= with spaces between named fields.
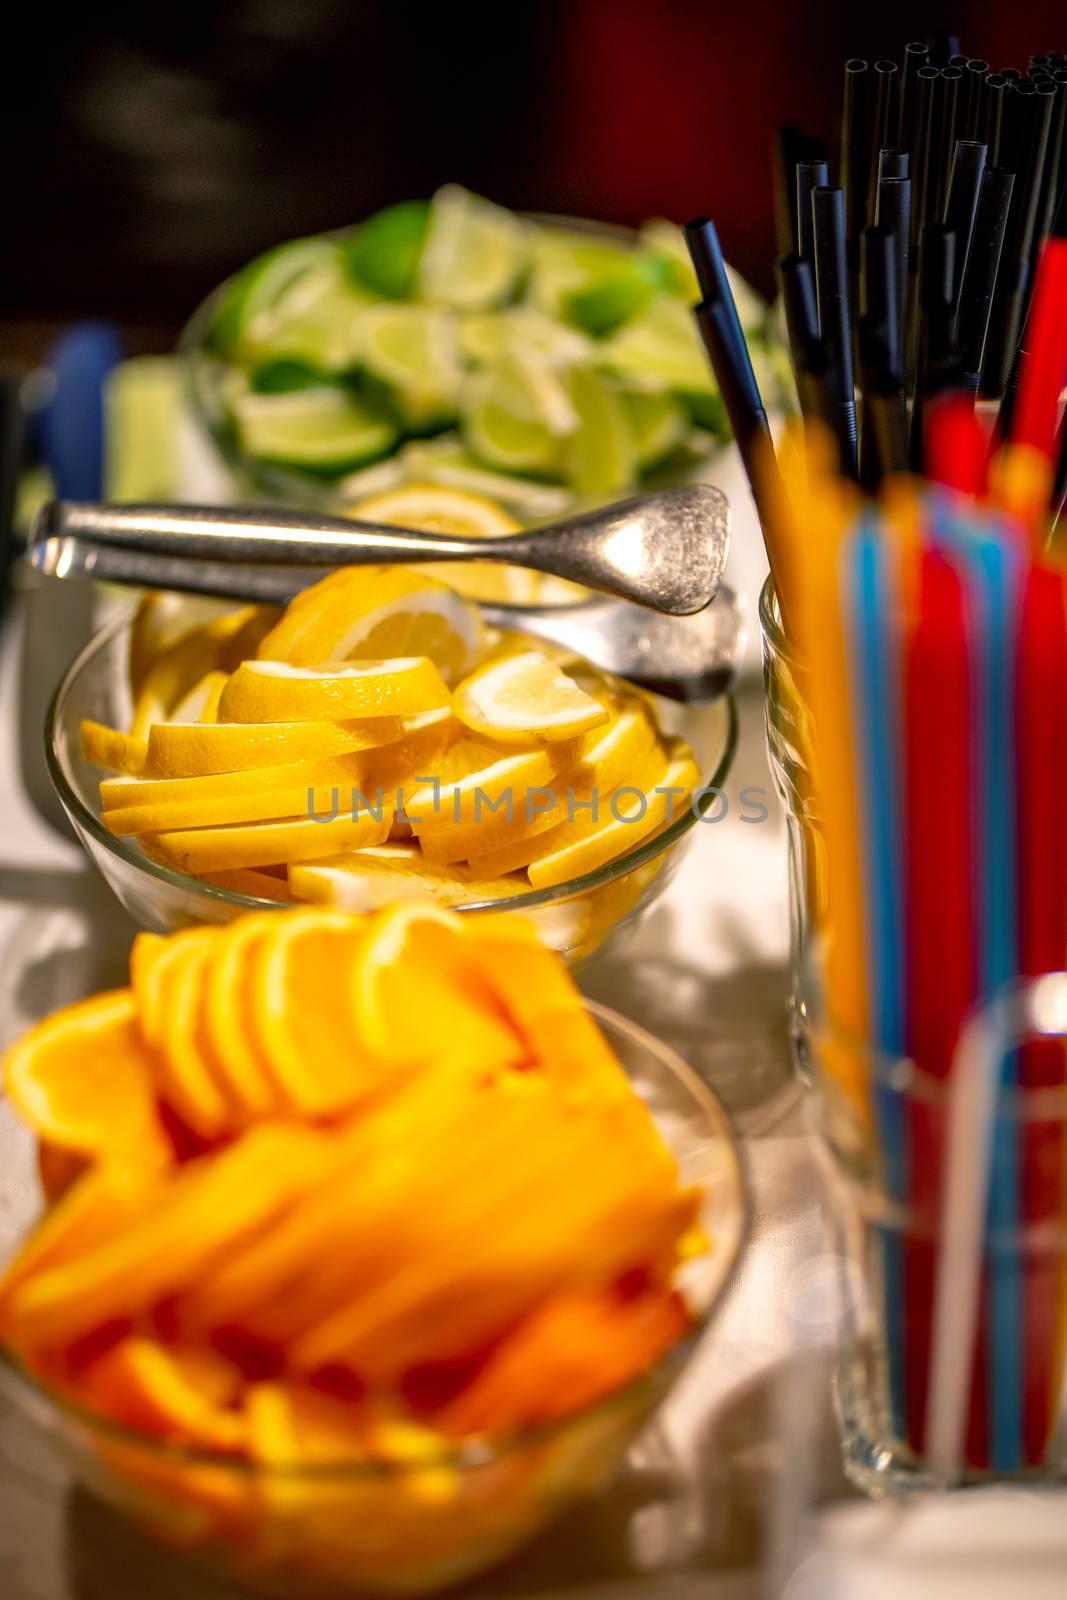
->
xmin=1014 ymin=563 xmax=1067 ymax=1464
xmin=925 ymin=391 xmax=990 ymax=494
xmin=903 ymin=545 xmax=982 ymax=1456
xmin=1011 ymin=238 xmax=1067 ymax=462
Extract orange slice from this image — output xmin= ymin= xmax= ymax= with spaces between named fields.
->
xmin=249 ymin=908 xmax=376 ymax=1114
xmin=3 ymin=989 xmax=165 ymax=1159
xmin=452 ymin=650 xmax=609 ymax=745
xmin=81 ymin=1338 xmax=246 ymax=1452
xmin=217 ymin=659 xmax=450 ymax=723
xmin=3 ymin=1122 xmax=333 ymax=1347
xmin=141 ymin=805 xmax=393 ymax=875
xmin=350 ymin=903 xmax=524 ymax=1074
xmin=203 ymin=914 xmax=285 ymax=1118
xmin=130 ymin=931 xmax=232 ymax=1137
xmin=80 ymin=720 xmax=147 ymax=776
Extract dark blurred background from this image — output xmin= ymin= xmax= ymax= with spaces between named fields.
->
xmin=3 ymin=0 xmax=1065 ymax=357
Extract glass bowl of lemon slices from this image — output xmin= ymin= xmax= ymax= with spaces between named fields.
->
xmin=0 ymin=907 xmax=748 ymax=1597
xmin=47 ymin=564 xmax=737 ymax=962
xmin=181 ymin=186 xmax=778 ymax=526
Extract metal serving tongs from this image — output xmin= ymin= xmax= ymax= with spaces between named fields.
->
xmin=28 ymin=484 xmax=745 ymax=701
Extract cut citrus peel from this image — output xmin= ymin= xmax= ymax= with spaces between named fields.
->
xmin=217 ymin=658 xmax=450 ymax=723
xmin=143 ymin=719 xmax=389 ymax=779
xmin=452 ymin=650 xmax=609 ymax=745
xmin=254 ymin=566 xmax=486 ymax=685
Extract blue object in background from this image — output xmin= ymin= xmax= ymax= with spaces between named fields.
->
xmin=34 ymin=322 xmax=124 ymax=498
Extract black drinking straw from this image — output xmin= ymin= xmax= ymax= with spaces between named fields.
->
xmin=796 ymin=160 xmax=830 ymax=263
xmin=778 ymin=252 xmax=828 ymax=420
xmin=997 ymin=175 xmax=1067 ymax=438
xmin=954 ymin=166 xmax=1015 ymax=389
xmin=963 ymin=60 xmax=989 ymax=140
xmin=859 ymin=224 xmax=903 ymax=487
xmin=773 ymin=125 xmax=825 ymax=257
xmin=876 ymin=175 xmax=912 ymax=367
xmin=935 ymin=67 xmax=965 ymax=218
xmin=1001 ymin=68 xmax=1022 ymax=84
xmin=812 ymin=185 xmax=860 ymax=476
xmin=943 ymin=140 xmax=988 ymax=308
xmin=878 ymin=149 xmax=910 ymax=181
xmin=841 ymin=59 xmax=873 ymax=257
xmin=911 ymin=65 xmax=943 ymax=249
xmin=981 ymin=79 xmax=1055 ymax=395
xmin=685 ymin=218 xmax=782 ymax=552
xmin=982 ymin=74 xmax=1010 ymax=160
xmin=911 ymin=223 xmax=959 ymax=465
xmin=1031 ymin=77 xmax=1067 ymax=274
xmin=899 ymin=42 xmax=932 ymax=152
xmin=867 ymin=62 xmax=900 ymax=219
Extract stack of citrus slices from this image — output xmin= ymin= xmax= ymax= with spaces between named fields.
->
xmin=0 ymin=906 xmax=704 ymax=1465
xmin=82 ymin=538 xmax=700 ymax=917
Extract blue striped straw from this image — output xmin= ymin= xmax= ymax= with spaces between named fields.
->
xmin=932 ymin=501 xmax=1023 ymax=1469
xmin=846 ymin=516 xmax=908 ymax=1433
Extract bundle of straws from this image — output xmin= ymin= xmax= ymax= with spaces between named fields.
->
xmin=686 ymin=37 xmax=1067 ymax=1476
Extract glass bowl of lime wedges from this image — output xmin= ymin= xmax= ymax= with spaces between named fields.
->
xmin=181 ymin=186 xmax=782 ymax=523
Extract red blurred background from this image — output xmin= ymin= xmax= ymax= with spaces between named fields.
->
xmin=2 ymin=0 xmax=1064 ymax=351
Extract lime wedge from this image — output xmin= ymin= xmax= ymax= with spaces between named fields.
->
xmin=458 ymin=306 xmax=592 ymax=367
xmin=242 ymin=258 xmax=377 ymax=372
xmin=563 ymin=254 xmax=668 ymax=335
xmin=562 ymin=368 xmax=637 ymax=496
xmin=527 ymin=228 xmax=638 ymax=319
xmin=621 ymin=390 xmax=689 ymax=468
xmin=343 ymin=200 xmax=429 ymax=298
xmin=210 ymin=237 xmax=340 ymax=357
xmin=354 ymin=303 xmax=463 ymax=431
xmin=417 ymin=186 xmax=528 ymax=310
xmin=599 ymin=294 xmax=714 ymax=395
xmin=462 ymin=373 xmax=562 ymax=475
xmin=232 ymin=387 xmax=398 ymax=477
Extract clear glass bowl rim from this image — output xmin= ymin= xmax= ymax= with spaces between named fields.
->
xmin=0 ymin=998 xmax=749 ymax=1479
xmin=46 ymin=608 xmax=739 ymax=920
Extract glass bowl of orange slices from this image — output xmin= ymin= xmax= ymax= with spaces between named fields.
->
xmin=0 ymin=906 xmax=747 ymax=1597
xmin=47 ymin=544 xmax=737 ymax=962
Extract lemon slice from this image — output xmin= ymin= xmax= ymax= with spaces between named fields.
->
xmin=170 ymin=669 xmax=231 ymax=725
xmin=129 ymin=594 xmax=235 ymax=696
xmin=345 ymin=482 xmax=536 ymax=604
xmin=81 ymin=720 xmax=148 ymax=776
xmin=141 ymin=806 xmax=393 ymax=874
xmin=354 ymin=303 xmax=463 ymax=430
xmin=525 ymin=749 xmax=700 ymax=889
xmin=144 ymin=720 xmax=389 ymax=779
xmin=217 ymin=658 xmax=450 ymax=723
xmin=417 ymin=185 xmax=528 ymax=310
xmin=254 ymin=566 xmax=485 ymax=684
xmin=464 ymin=706 xmax=661 ymax=877
xmin=453 ymin=650 xmax=609 ymax=744
xmin=103 ymin=756 xmax=366 ymax=836
xmin=102 ymin=754 xmax=363 ymax=810
xmin=289 ymin=844 xmax=515 ymax=910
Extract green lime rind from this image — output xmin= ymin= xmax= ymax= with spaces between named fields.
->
xmin=562 ymin=368 xmax=638 ymax=496
xmin=342 ymin=201 xmax=430 ymax=299
xmin=351 ymin=303 xmax=464 ymax=433
xmin=562 ymin=252 xmax=670 ymax=336
xmin=231 ymin=386 xmax=398 ymax=478
xmin=209 ymin=237 xmax=341 ymax=358
xmin=620 ymin=390 xmax=690 ymax=468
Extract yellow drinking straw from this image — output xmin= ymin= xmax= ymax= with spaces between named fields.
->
xmin=767 ymin=422 xmax=869 ymax=1109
